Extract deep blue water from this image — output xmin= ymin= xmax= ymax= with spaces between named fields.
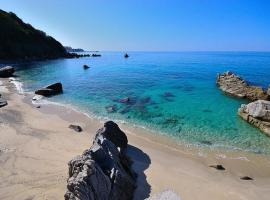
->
xmin=7 ymin=51 xmax=270 ymax=154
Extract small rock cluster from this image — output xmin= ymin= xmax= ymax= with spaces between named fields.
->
xmin=65 ymin=121 xmax=136 ymax=200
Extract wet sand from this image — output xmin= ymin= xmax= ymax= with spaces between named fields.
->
xmin=1 ymin=78 xmax=270 ymax=200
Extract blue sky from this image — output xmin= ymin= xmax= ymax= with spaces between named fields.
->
xmin=1 ymin=0 xmax=270 ymax=51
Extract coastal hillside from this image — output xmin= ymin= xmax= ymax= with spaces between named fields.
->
xmin=0 ymin=9 xmax=67 ymax=60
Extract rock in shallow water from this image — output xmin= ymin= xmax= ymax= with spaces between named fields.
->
xmin=147 ymin=190 xmax=181 ymax=200
xmin=238 ymin=100 xmax=270 ymax=137
xmin=35 ymin=82 xmax=63 ymax=97
xmin=0 ymin=66 xmax=15 ymax=77
xmin=65 ymin=121 xmax=136 ymax=200
xmin=217 ymin=71 xmax=269 ymax=101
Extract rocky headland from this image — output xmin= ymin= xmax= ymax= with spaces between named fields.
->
xmin=65 ymin=121 xmax=137 ymax=200
xmin=216 ymin=71 xmax=269 ymax=101
xmin=0 ymin=9 xmax=89 ymax=60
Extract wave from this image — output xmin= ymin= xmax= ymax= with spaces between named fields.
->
xmin=9 ymin=77 xmax=24 ymax=94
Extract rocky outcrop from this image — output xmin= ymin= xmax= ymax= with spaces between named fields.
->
xmin=0 ymin=66 xmax=15 ymax=77
xmin=238 ymin=100 xmax=270 ymax=136
xmin=65 ymin=121 xmax=136 ymax=200
xmin=35 ymin=82 xmax=63 ymax=97
xmin=217 ymin=71 xmax=269 ymax=101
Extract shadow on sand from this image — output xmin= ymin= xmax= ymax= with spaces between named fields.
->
xmin=127 ymin=144 xmax=151 ymax=200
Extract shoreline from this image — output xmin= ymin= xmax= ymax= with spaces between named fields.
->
xmin=1 ymin=78 xmax=270 ymax=199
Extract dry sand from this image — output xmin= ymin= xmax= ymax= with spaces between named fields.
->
xmin=1 ymin=78 xmax=270 ymax=200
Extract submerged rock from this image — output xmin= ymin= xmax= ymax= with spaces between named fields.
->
xmin=65 ymin=121 xmax=136 ymax=200
xmin=35 ymin=82 xmax=63 ymax=97
xmin=0 ymin=66 xmax=15 ymax=77
xmin=217 ymin=71 xmax=269 ymax=101
xmin=118 ymin=97 xmax=130 ymax=103
xmin=106 ymin=104 xmax=117 ymax=113
xmin=238 ymin=100 xmax=270 ymax=136
xmin=69 ymin=124 xmax=83 ymax=132
xmin=200 ymin=140 xmax=212 ymax=145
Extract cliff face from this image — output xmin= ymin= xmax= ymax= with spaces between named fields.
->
xmin=0 ymin=9 xmax=67 ymax=60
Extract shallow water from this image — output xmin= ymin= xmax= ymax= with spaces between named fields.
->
xmin=6 ymin=51 xmax=270 ymax=154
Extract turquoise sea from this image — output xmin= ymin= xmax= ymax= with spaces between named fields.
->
xmin=6 ymin=51 xmax=270 ymax=154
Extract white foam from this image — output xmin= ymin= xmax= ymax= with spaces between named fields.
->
xmin=9 ymin=77 xmax=24 ymax=94
xmin=147 ymin=190 xmax=181 ymax=200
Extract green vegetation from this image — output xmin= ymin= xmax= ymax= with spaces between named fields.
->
xmin=0 ymin=9 xmax=67 ymax=60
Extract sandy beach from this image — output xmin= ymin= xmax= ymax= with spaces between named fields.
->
xmin=1 ymin=78 xmax=270 ymax=200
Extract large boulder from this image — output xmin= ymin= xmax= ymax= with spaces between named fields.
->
xmin=35 ymin=82 xmax=63 ymax=97
xmin=238 ymin=100 xmax=270 ymax=136
xmin=217 ymin=71 xmax=269 ymax=101
xmin=0 ymin=66 xmax=15 ymax=77
xmin=65 ymin=121 xmax=136 ymax=200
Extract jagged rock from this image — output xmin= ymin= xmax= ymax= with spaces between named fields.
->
xmin=69 ymin=125 xmax=83 ymax=132
xmin=0 ymin=66 xmax=15 ymax=77
xmin=65 ymin=121 xmax=136 ymax=200
xmin=238 ymin=100 xmax=270 ymax=136
xmin=0 ymin=98 xmax=7 ymax=108
xmin=95 ymin=121 xmax=128 ymax=150
xmin=35 ymin=82 xmax=63 ymax=97
xmin=216 ymin=71 xmax=269 ymax=101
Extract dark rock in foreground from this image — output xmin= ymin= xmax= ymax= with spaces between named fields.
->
xmin=238 ymin=100 xmax=270 ymax=137
xmin=217 ymin=71 xmax=269 ymax=101
xmin=0 ymin=66 xmax=15 ymax=77
xmin=35 ymin=82 xmax=63 ymax=97
xmin=69 ymin=125 xmax=83 ymax=132
xmin=65 ymin=121 xmax=136 ymax=200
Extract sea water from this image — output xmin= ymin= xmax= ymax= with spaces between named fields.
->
xmin=8 ymin=51 xmax=270 ymax=154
